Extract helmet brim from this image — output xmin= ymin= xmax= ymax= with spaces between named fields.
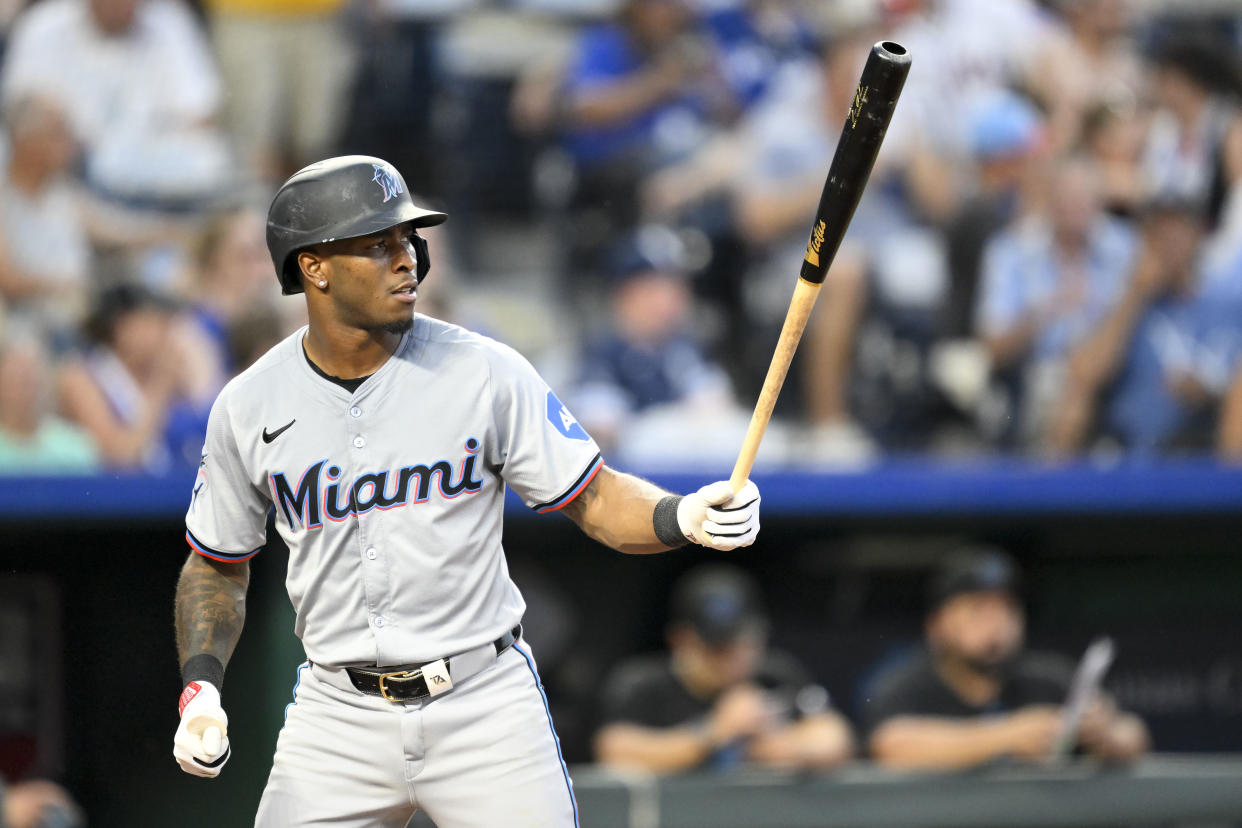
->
xmin=277 ymin=204 xmax=448 ymax=295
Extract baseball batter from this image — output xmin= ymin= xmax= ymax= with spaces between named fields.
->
xmin=172 ymin=155 xmax=761 ymax=827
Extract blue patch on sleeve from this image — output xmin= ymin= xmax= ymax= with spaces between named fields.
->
xmin=546 ymin=391 xmax=591 ymax=441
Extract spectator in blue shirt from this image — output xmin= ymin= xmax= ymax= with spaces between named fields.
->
xmin=552 ymin=0 xmax=735 ymax=281
xmin=1051 ymin=197 xmax=1242 ymax=455
xmin=572 ymin=226 xmax=738 ymax=463
xmin=701 ymin=0 xmax=817 ymax=112
xmin=975 ymin=154 xmax=1137 ymax=450
xmin=561 ymin=0 xmax=726 ymax=169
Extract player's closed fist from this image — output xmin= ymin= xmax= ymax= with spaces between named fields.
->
xmin=173 ymin=681 xmax=231 ymax=778
xmin=677 ymin=480 xmax=760 ymax=550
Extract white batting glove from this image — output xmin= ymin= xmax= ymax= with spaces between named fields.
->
xmin=173 ymin=681 xmax=231 ymax=778
xmin=677 ymin=480 xmax=761 ymax=550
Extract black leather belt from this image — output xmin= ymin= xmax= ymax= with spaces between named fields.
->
xmin=345 ymin=625 xmax=521 ymax=702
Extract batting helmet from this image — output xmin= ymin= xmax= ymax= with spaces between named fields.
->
xmin=266 ymin=155 xmax=448 ymax=295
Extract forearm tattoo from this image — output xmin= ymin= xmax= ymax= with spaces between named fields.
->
xmin=175 ymin=555 xmax=249 ymax=672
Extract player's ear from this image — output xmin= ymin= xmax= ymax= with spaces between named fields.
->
xmin=299 ymin=249 xmax=327 ymax=291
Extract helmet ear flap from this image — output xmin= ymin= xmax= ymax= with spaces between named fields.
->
xmin=280 ymin=256 xmax=304 ymax=295
xmin=413 ymin=233 xmax=431 ymax=283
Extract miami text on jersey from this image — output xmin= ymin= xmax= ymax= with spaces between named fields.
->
xmin=270 ymin=438 xmax=484 ymax=530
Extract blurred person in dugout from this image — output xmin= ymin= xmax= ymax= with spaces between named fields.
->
xmin=0 ymin=331 xmax=98 ymax=473
xmin=0 ymin=95 xmax=91 ymax=347
xmin=570 ymin=226 xmax=757 ymax=468
xmin=204 ymin=0 xmax=354 ymax=182
xmin=594 ymin=564 xmax=854 ymax=773
xmin=0 ymin=0 xmax=232 ymax=210
xmin=1050 ymin=195 xmax=1242 ymax=457
xmin=0 ymin=776 xmax=83 ymax=828
xmin=57 ymin=283 xmax=215 ymax=470
xmin=974 ymin=153 xmax=1137 ymax=452
xmin=862 ymin=548 xmax=1149 ymax=770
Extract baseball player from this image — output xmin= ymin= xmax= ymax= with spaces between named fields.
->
xmin=172 ymin=155 xmax=761 ymax=827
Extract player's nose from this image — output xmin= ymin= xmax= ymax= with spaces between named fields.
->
xmin=391 ymin=237 xmax=416 ymax=273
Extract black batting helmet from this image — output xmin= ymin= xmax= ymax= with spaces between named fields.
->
xmin=266 ymin=155 xmax=448 ymax=295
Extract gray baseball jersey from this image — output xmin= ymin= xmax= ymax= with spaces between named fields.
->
xmin=185 ymin=315 xmax=602 ymax=667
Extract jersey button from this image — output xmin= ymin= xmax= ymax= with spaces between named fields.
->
xmin=350 ymin=406 xmax=362 ymax=418
xmin=353 ymin=435 xmax=366 ymax=449
xmin=373 ymin=615 xmax=386 ymax=628
xmin=365 ymin=547 xmax=377 ymax=560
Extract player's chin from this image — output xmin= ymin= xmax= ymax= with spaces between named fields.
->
xmin=384 ymin=293 xmax=417 ymax=314
xmin=373 ymin=306 xmax=416 ymax=336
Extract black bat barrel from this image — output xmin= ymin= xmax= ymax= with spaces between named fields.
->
xmin=800 ymin=41 xmax=911 ymax=285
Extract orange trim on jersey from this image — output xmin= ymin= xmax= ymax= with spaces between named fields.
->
xmin=536 ymin=455 xmax=603 ymax=514
xmin=185 ymin=531 xmax=262 ymax=563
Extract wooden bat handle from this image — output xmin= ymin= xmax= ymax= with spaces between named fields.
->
xmin=729 ymin=277 xmax=823 ymax=492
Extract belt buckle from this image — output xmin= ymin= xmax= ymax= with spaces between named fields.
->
xmin=378 ymin=669 xmax=418 ymax=702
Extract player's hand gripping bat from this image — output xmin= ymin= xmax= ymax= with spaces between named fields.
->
xmin=729 ymin=41 xmax=911 ymax=491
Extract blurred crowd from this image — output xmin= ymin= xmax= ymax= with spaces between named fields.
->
xmin=2 ymin=0 xmax=1242 ymax=474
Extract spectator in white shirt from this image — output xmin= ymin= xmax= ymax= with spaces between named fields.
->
xmin=1 ymin=0 xmax=233 ymax=207
xmin=0 ymin=94 xmax=91 ymax=343
xmin=204 ymin=0 xmax=354 ymax=182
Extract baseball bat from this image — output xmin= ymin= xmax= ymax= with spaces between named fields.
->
xmin=729 ymin=41 xmax=911 ymax=492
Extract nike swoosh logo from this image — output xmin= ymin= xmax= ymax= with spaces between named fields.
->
xmin=262 ymin=420 xmax=296 ymax=444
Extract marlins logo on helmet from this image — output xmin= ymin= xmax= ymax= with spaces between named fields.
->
xmin=372 ymin=163 xmax=404 ymax=203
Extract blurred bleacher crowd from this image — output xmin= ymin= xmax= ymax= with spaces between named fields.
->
xmin=2 ymin=0 xmax=1242 ymax=474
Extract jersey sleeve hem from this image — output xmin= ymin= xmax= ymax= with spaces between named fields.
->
xmin=185 ymin=529 xmax=262 ymax=563
xmin=532 ymin=453 xmax=603 ymax=514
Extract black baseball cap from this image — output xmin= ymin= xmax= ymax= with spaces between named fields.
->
xmin=670 ymin=565 xmax=769 ymax=646
xmin=926 ymin=547 xmax=1021 ymax=615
